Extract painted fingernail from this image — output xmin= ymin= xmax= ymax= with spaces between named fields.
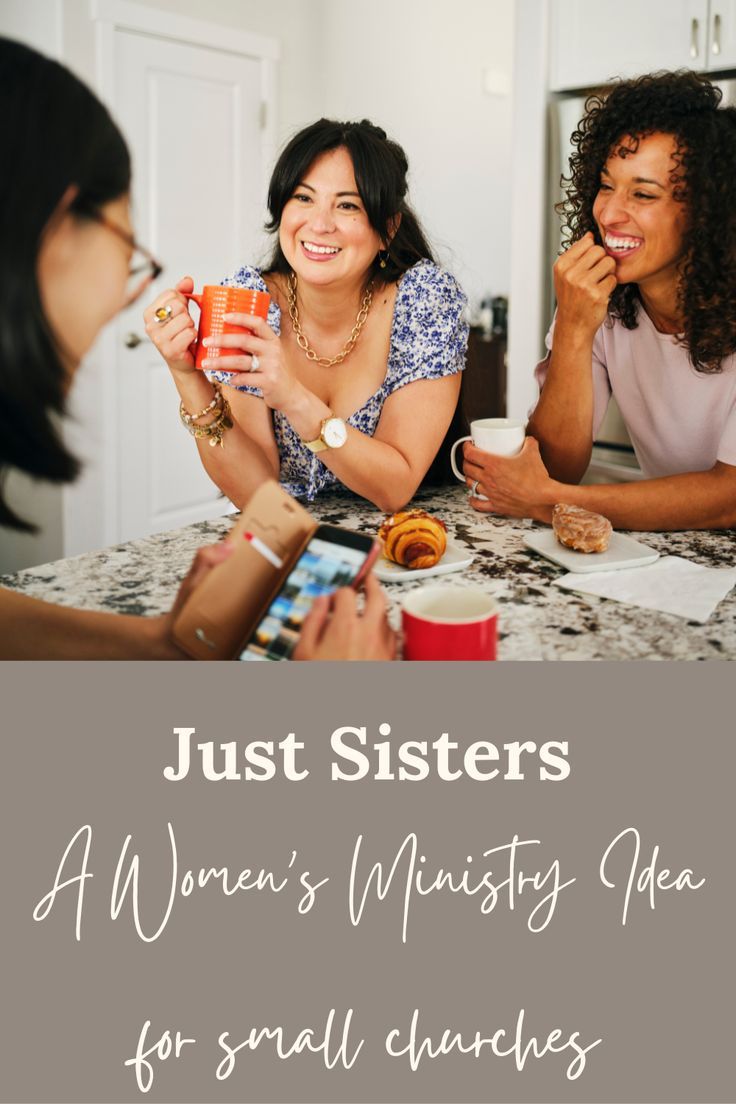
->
xmin=202 ymin=337 xmax=211 ymax=347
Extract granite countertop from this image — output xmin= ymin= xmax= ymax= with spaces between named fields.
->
xmin=3 ymin=485 xmax=736 ymax=660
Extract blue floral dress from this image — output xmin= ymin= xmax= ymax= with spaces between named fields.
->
xmin=206 ymin=259 xmax=469 ymax=501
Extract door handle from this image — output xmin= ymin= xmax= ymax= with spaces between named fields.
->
xmin=690 ymin=17 xmax=700 ymax=59
xmin=712 ymin=12 xmax=722 ymax=55
xmin=124 ymin=332 xmax=144 ymax=348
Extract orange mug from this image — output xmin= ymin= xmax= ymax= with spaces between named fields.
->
xmin=184 ymin=285 xmax=270 ymax=370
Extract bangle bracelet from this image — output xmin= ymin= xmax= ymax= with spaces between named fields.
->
xmin=182 ymin=401 xmax=233 ymax=448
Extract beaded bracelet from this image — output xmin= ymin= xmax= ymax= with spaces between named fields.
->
xmin=179 ymin=384 xmax=233 ymax=447
xmin=180 ymin=382 xmax=222 ymax=426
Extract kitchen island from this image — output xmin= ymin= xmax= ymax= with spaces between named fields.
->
xmin=2 ymin=485 xmax=735 ymax=660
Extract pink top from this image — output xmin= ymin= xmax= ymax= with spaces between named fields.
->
xmin=534 ymin=305 xmax=736 ymax=477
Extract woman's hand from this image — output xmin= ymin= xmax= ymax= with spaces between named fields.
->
xmin=201 ymin=314 xmax=307 ymax=416
xmin=145 ymin=540 xmax=236 ymax=658
xmin=144 ymin=276 xmax=199 ymax=377
xmin=293 ymin=574 xmax=397 ymax=661
xmin=463 ymin=436 xmax=559 ymax=522
xmin=553 ymin=232 xmax=617 ymax=337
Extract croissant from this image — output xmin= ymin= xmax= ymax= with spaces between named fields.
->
xmin=379 ymin=510 xmax=447 ymax=569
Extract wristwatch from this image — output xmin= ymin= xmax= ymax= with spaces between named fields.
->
xmin=302 ymin=415 xmax=348 ymax=453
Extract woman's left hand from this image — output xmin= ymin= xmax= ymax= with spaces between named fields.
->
xmin=463 ymin=436 xmax=558 ymax=522
xmin=201 ymin=313 xmax=305 ymax=414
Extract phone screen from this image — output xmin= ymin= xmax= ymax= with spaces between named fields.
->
xmin=238 ymin=527 xmax=373 ymax=662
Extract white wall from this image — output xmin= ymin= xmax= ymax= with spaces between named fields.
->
xmin=317 ymin=0 xmax=515 ymax=309
xmin=0 ymin=0 xmax=62 ymax=57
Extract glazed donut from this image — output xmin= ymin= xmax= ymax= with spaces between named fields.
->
xmin=552 ymin=503 xmax=613 ymax=553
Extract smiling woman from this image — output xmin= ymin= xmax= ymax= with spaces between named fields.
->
xmin=462 ymin=71 xmax=736 ymax=533
xmin=146 ymin=119 xmax=468 ymax=514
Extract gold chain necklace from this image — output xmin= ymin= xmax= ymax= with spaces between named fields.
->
xmin=287 ymin=272 xmax=373 ymax=367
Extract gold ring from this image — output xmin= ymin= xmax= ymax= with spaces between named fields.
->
xmin=154 ymin=304 xmax=173 ymax=324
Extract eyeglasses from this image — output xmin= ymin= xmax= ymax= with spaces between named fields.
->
xmin=81 ymin=207 xmax=164 ymax=307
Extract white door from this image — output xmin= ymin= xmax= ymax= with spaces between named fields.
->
xmin=114 ymin=30 xmax=264 ymax=540
xmin=109 ymin=29 xmax=268 ymax=542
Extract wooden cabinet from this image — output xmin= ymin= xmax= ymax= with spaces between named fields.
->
xmin=550 ymin=0 xmax=736 ymax=92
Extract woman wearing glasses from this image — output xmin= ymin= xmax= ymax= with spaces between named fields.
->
xmin=0 ymin=38 xmax=394 ymax=660
xmin=145 ymin=119 xmax=468 ymax=513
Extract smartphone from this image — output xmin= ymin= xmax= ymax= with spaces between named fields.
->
xmin=172 ymin=480 xmax=315 ymax=660
xmin=238 ymin=525 xmax=379 ymax=662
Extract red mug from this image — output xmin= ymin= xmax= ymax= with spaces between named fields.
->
xmin=402 ymin=584 xmax=498 ymax=661
xmin=184 ymin=285 xmax=270 ymax=370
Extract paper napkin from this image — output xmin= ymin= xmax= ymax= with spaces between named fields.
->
xmin=553 ymin=555 xmax=736 ymax=623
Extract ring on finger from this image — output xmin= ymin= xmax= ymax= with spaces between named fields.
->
xmin=154 ymin=304 xmax=173 ymax=324
xmin=250 ymin=354 xmax=260 ymax=373
xmin=470 ymin=479 xmax=480 ymax=496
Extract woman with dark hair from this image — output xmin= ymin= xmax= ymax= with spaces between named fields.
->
xmin=146 ymin=119 xmax=468 ymax=513
xmin=0 ymin=39 xmax=393 ymax=660
xmin=462 ymin=71 xmax=736 ymax=531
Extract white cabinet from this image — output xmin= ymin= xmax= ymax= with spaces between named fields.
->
xmin=708 ymin=1 xmax=736 ymax=68
xmin=550 ymin=0 xmax=736 ymax=91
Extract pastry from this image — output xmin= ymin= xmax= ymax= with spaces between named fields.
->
xmin=552 ymin=503 xmax=613 ymax=553
xmin=379 ymin=510 xmax=447 ymax=569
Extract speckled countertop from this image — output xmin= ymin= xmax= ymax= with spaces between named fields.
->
xmin=3 ymin=485 xmax=736 ymax=660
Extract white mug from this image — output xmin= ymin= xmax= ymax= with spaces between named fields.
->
xmin=450 ymin=418 xmax=526 ymax=484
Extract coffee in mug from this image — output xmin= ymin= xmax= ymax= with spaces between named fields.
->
xmin=184 ymin=285 xmax=270 ymax=370
xmin=450 ymin=418 xmax=526 ymax=483
xmin=402 ymin=584 xmax=498 ymax=661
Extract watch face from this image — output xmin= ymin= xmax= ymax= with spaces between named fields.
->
xmin=323 ymin=417 xmax=347 ymax=448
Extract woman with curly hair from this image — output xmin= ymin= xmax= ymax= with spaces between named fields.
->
xmin=462 ymin=70 xmax=736 ymax=531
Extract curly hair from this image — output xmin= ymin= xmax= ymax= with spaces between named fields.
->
xmin=560 ymin=70 xmax=736 ymax=373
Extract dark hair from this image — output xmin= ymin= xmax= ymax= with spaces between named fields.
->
xmin=264 ymin=118 xmax=436 ymax=283
xmin=0 ymin=37 xmax=131 ymax=530
xmin=560 ymin=70 xmax=736 ymax=373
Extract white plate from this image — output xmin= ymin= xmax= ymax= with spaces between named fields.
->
xmin=524 ymin=529 xmax=660 ymax=574
xmin=373 ymin=539 xmax=474 ymax=583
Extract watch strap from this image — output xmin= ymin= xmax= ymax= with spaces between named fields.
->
xmin=302 ymin=414 xmax=343 ymax=453
xmin=303 ymin=433 xmax=328 ymax=454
